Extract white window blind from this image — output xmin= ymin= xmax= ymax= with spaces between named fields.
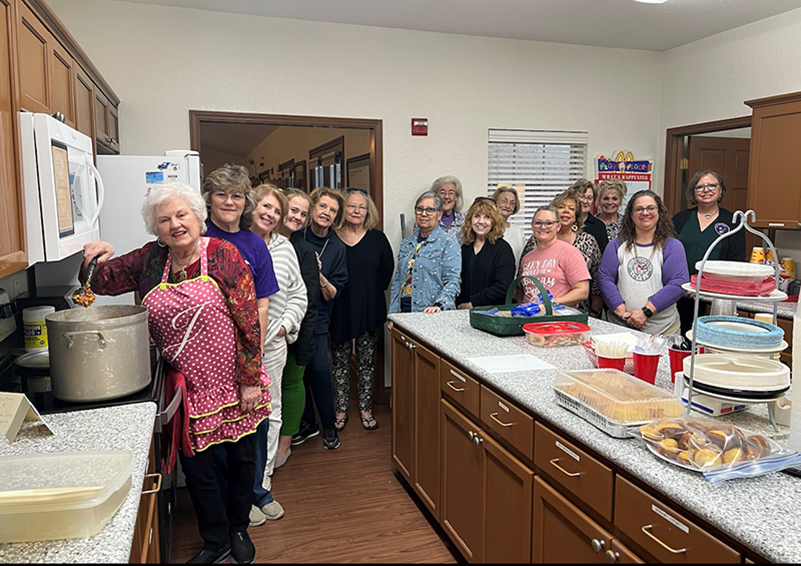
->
xmin=488 ymin=129 xmax=588 ymax=238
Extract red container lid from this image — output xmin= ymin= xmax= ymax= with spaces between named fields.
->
xmin=522 ymin=321 xmax=590 ymax=335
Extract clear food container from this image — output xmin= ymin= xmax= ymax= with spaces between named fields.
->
xmin=553 ymin=369 xmax=684 ymax=437
xmin=523 ymin=321 xmax=590 ymax=347
xmin=0 ymin=450 xmax=134 ymax=542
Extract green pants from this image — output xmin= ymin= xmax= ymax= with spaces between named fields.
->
xmin=280 ymin=353 xmax=306 ymax=437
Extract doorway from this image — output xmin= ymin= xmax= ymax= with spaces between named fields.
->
xmin=188 ymin=110 xmax=389 ymax=405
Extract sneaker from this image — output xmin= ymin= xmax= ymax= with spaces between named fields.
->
xmin=260 ymin=499 xmax=285 ymax=520
xmin=291 ymin=422 xmax=320 ymax=446
xmin=187 ymin=542 xmax=231 ymax=563
xmin=274 ymin=448 xmax=291 ymax=470
xmin=322 ymin=426 xmax=341 ymax=450
xmin=230 ymin=532 xmax=255 ymax=564
xmin=249 ymin=505 xmax=266 ymax=528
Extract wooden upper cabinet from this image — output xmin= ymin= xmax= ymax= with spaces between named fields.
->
xmin=95 ymin=87 xmax=120 ymax=153
xmin=17 ymin=0 xmax=49 ymax=113
xmin=74 ymin=65 xmax=94 ymax=140
xmin=746 ymin=91 xmax=801 ymax=229
xmin=48 ymin=38 xmax=74 ymax=127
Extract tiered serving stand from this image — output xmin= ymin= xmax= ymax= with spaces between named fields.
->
xmin=682 ymin=210 xmax=787 ymax=431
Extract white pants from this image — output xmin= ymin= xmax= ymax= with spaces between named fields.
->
xmin=262 ymin=338 xmax=287 ymax=485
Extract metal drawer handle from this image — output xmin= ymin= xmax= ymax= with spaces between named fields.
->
xmin=549 ymin=458 xmax=582 ymax=478
xmin=63 ymin=330 xmax=107 ymax=349
xmin=141 ymin=472 xmax=162 ymax=495
xmin=641 ymin=525 xmax=687 ymax=554
xmin=446 ymin=381 xmax=465 ymax=393
xmin=406 ymin=342 xmax=416 ymax=350
xmin=489 ymin=412 xmax=513 ymax=427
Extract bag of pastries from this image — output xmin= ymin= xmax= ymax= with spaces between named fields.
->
xmin=637 ymin=418 xmax=801 ymax=483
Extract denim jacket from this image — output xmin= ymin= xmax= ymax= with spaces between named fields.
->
xmin=389 ymin=225 xmax=462 ymax=313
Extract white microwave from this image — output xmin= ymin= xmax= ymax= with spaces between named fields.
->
xmin=19 ymin=112 xmax=105 ymax=264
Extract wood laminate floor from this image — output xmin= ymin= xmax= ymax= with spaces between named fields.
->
xmin=170 ymin=401 xmax=461 ymax=563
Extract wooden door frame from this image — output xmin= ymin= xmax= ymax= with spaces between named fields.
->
xmin=663 ymin=115 xmax=751 ymax=215
xmin=189 ymin=110 xmax=390 ymax=404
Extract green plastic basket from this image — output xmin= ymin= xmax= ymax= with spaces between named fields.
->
xmin=469 ymin=276 xmax=589 ymax=336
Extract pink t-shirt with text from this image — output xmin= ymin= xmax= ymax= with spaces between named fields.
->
xmin=519 ymin=239 xmax=590 ymax=302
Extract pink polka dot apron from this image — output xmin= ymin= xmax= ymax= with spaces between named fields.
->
xmin=143 ymin=238 xmax=270 ymax=453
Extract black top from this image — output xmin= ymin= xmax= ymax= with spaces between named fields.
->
xmin=292 ymin=227 xmax=348 ymax=335
xmin=288 ymin=236 xmax=320 ymax=367
xmin=330 ymin=230 xmax=395 ymax=344
xmin=457 ymin=238 xmax=516 ymax=307
xmin=583 ymin=213 xmax=609 ymax=254
xmin=672 ymin=207 xmax=746 ymax=275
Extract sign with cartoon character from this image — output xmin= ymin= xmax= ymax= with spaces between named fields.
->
xmin=595 ymin=151 xmax=654 ymax=212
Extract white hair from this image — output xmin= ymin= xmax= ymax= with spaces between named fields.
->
xmin=141 ymin=182 xmax=207 ymax=236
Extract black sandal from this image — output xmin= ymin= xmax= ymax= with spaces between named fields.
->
xmin=361 ymin=416 xmax=379 ymax=431
xmin=334 ymin=416 xmax=348 ymax=431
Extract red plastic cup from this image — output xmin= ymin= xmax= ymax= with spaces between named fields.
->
xmin=597 ymin=355 xmax=626 ymax=371
xmin=633 ymin=352 xmax=661 ymax=384
xmin=668 ymin=346 xmax=705 ymax=382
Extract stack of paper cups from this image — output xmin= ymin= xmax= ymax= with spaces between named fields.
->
xmin=789 ymin=307 xmax=801 ymax=451
xmin=750 ymin=247 xmax=765 ymax=263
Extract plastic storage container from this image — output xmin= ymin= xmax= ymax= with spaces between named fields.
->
xmin=553 ymin=369 xmax=684 ymax=437
xmin=523 ymin=321 xmax=590 ymax=347
xmin=0 ymin=450 xmax=134 ymax=542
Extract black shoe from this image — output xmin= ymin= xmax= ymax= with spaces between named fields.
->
xmin=322 ymin=426 xmax=341 ymax=450
xmin=187 ymin=542 xmax=231 ymax=563
xmin=291 ymin=422 xmax=320 ymax=446
xmin=230 ymin=531 xmax=255 ymax=564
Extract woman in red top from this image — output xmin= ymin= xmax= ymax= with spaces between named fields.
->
xmin=82 ymin=182 xmax=268 ymax=564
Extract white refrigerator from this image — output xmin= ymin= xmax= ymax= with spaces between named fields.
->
xmin=95 ymin=150 xmax=202 ymax=304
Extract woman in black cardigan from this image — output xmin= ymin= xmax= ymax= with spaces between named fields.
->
xmin=456 ymin=197 xmax=516 ymax=309
xmin=672 ymin=169 xmax=746 ymax=333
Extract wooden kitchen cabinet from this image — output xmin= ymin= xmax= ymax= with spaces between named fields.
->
xmin=130 ymin=437 xmax=161 ymax=564
xmin=745 ymin=91 xmax=801 ymax=229
xmin=390 ymin=327 xmax=440 ymax=519
xmin=47 ymin=35 xmax=74 ymax=127
xmin=441 ymin=399 xmax=534 ymax=563
xmin=73 ymin=64 xmax=94 ymax=139
xmin=95 ymin=87 xmax=119 ymax=153
xmin=534 ymin=476 xmax=642 ymax=564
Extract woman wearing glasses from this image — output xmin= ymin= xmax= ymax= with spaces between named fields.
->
xmin=456 ymin=197 xmax=516 ymax=309
xmin=570 ymin=179 xmax=609 ymax=254
xmin=413 ymin=175 xmax=465 ymax=240
xmin=389 ymin=192 xmax=461 ymax=314
xmin=599 ymin=190 xmax=689 ymax=335
xmin=330 ymin=189 xmax=394 ymax=432
xmin=672 ymin=170 xmax=745 ymax=333
xmin=517 ymin=206 xmax=590 ymax=307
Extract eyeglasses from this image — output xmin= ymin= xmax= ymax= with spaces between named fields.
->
xmin=347 ymin=203 xmax=367 ymax=212
xmin=633 ymin=205 xmax=658 ymax=215
xmin=694 ymin=183 xmax=720 ymax=193
xmin=438 ymin=190 xmax=457 ymax=198
xmin=415 ymin=206 xmax=438 ymax=215
xmin=213 ymin=191 xmax=245 ymax=202
xmin=533 ymin=220 xmax=558 ymax=228
xmin=578 ymin=194 xmax=594 ymax=202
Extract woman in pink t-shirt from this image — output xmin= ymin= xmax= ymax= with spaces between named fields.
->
xmin=518 ymin=206 xmax=590 ymax=307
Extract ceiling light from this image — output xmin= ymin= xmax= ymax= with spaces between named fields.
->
xmin=632 ymin=0 xmax=668 ymax=4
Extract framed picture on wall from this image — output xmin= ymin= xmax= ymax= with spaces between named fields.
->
xmin=293 ymin=160 xmax=307 ymax=192
xmin=347 ymin=153 xmax=371 ymax=192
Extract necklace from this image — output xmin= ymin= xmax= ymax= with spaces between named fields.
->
xmin=633 ymin=241 xmax=657 ymax=273
xmin=304 ymin=226 xmax=330 ymax=259
xmin=170 ymin=244 xmax=199 ymax=282
xmin=701 ymin=208 xmax=719 ymax=220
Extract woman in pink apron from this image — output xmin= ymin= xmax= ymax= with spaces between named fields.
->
xmin=82 ymin=182 xmax=269 ymax=564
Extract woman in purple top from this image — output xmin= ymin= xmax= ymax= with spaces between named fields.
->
xmin=597 ymin=190 xmax=688 ymax=336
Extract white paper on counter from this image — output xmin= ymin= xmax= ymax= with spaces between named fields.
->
xmin=466 ymin=354 xmax=555 ymax=373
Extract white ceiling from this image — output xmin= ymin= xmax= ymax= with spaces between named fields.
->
xmin=108 ymin=0 xmax=801 ymax=51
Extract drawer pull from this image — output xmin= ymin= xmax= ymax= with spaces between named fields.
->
xmin=549 ymin=458 xmax=582 ymax=478
xmin=407 ymin=343 xmax=416 ymax=351
xmin=446 ymin=381 xmax=465 ymax=393
xmin=604 ymin=550 xmax=619 ymax=563
xmin=641 ymin=525 xmax=687 ymax=554
xmin=591 ymin=538 xmax=605 ymax=552
xmin=489 ymin=412 xmax=513 ymax=427
xmin=142 ymin=472 xmax=162 ymax=495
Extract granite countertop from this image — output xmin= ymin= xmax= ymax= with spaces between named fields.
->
xmin=388 ymin=311 xmax=800 ymax=564
xmin=0 ymin=402 xmax=157 ymax=563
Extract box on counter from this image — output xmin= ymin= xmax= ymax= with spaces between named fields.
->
xmin=678 ymin=384 xmax=748 ymax=417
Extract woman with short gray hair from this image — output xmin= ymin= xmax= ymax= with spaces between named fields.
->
xmin=415 ymin=175 xmax=465 ymax=240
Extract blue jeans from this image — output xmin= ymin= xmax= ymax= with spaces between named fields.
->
xmin=214 ymin=418 xmax=273 ymax=510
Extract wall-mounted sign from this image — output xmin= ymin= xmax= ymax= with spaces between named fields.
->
xmin=595 ymin=151 xmax=653 ymax=212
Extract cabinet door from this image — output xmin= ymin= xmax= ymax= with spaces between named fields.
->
xmin=0 ymin=0 xmax=25 ymax=277
xmin=107 ymin=103 xmax=119 ymax=152
xmin=74 ymin=66 xmax=94 ymax=140
xmin=413 ymin=340 xmax=440 ymax=519
xmin=482 ymin=430 xmax=534 ymax=564
xmin=533 ymin=476 xmax=617 ymax=564
xmin=95 ymin=88 xmax=110 ymax=144
xmin=17 ymin=1 xmax=49 ymax=113
xmin=441 ymin=399 xmax=483 ymax=562
xmin=391 ymin=329 xmax=415 ymax=483
xmin=48 ymin=39 xmax=75 ymax=127
xmin=608 ymin=539 xmax=644 ymax=564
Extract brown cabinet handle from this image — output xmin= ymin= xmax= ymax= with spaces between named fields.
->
xmin=641 ymin=525 xmax=687 ymax=554
xmin=141 ymin=472 xmax=162 ymax=495
xmin=489 ymin=412 xmax=513 ymax=427
xmin=446 ymin=380 xmax=465 ymax=393
xmin=549 ymin=458 xmax=582 ymax=478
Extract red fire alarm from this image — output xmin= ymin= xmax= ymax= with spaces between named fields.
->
xmin=411 ymin=118 xmax=428 ymax=136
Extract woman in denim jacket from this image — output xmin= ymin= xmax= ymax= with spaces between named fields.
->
xmin=389 ymin=192 xmax=462 ymax=314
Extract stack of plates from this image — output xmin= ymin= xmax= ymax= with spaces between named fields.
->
xmin=693 ymin=316 xmax=784 ymax=350
xmin=694 ymin=260 xmax=775 ymax=284
xmin=682 ymin=353 xmax=790 ymax=400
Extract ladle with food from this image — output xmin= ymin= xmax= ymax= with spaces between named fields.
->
xmin=73 ymin=256 xmax=98 ymax=307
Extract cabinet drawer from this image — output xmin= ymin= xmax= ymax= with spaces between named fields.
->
xmin=615 ymin=476 xmax=740 ymax=563
xmin=440 ymin=360 xmax=479 ymax=419
xmin=534 ymin=422 xmax=613 ymax=521
xmin=480 ymin=386 xmax=533 ymax=460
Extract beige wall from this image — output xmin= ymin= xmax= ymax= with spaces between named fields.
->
xmin=48 ymin=0 xmax=663 ymax=251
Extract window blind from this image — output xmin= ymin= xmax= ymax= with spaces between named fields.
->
xmin=487 ymin=129 xmax=589 ymax=238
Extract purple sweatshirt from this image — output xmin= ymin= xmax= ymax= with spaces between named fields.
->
xmin=597 ymin=237 xmax=688 ymax=313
